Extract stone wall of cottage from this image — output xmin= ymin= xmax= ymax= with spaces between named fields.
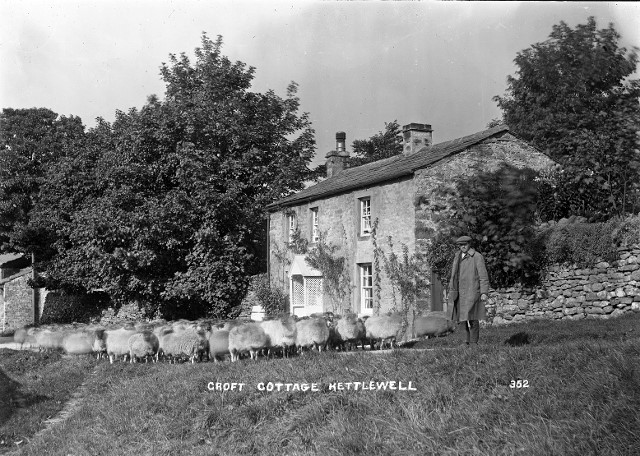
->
xmin=485 ymin=245 xmax=640 ymax=324
xmin=412 ymin=136 xmax=554 ymax=307
xmin=414 ymin=136 xmax=553 ymax=247
xmin=268 ymin=176 xmax=415 ymax=315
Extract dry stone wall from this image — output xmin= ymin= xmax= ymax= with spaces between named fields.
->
xmin=2 ymin=273 xmax=36 ymax=332
xmin=487 ymin=245 xmax=640 ymax=324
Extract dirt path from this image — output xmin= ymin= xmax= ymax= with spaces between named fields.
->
xmin=0 ymin=341 xmax=38 ymax=351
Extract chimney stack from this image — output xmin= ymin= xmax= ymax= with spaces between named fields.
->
xmin=326 ymin=131 xmax=349 ymax=178
xmin=402 ymin=123 xmax=433 ymax=156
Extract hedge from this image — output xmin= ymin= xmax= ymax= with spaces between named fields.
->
xmin=40 ymin=291 xmax=112 ymax=325
xmin=539 ymin=214 xmax=640 ymax=268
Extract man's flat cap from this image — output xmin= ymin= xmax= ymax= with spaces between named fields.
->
xmin=455 ymin=235 xmax=472 ymax=244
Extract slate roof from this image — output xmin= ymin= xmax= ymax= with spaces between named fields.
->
xmin=267 ymin=124 xmax=512 ymax=211
xmin=0 ymin=253 xmax=25 ymax=267
xmin=0 ymin=267 xmax=32 ymax=285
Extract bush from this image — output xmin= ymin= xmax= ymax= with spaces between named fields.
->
xmin=543 ymin=219 xmax=621 ymax=267
xmin=423 ymin=234 xmax=458 ymax=287
xmin=612 ymin=214 xmax=640 ymax=247
xmin=98 ymin=301 xmax=152 ymax=325
xmin=40 ymin=291 xmax=112 ymax=325
xmin=252 ymin=274 xmax=288 ymax=317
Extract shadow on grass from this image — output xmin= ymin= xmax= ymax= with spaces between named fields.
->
xmin=0 ymin=367 xmax=49 ymax=426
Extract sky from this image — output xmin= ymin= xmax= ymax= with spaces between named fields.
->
xmin=1 ymin=1 xmax=639 ymax=168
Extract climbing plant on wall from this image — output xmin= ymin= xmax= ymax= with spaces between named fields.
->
xmin=373 ymin=230 xmax=427 ymax=339
xmin=304 ymin=231 xmax=351 ymax=314
xmin=377 ymin=238 xmax=425 ymax=312
xmin=371 ymin=219 xmax=383 ymax=316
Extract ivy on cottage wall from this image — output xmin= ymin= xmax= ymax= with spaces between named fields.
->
xmin=371 ymin=216 xmax=428 ymax=336
xmin=371 ymin=219 xmax=383 ymax=315
xmin=304 ymin=230 xmax=352 ymax=314
xmin=270 ymin=241 xmax=291 ymax=290
xmin=272 ymin=226 xmax=352 ymax=315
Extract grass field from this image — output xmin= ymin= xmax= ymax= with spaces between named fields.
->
xmin=1 ymin=313 xmax=639 ymax=456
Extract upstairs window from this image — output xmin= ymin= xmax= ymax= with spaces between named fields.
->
xmin=360 ymin=197 xmax=371 ymax=236
xmin=310 ymin=208 xmax=319 ymax=243
xmin=287 ymin=213 xmax=297 ymax=242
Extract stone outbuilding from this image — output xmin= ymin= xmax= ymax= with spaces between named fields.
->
xmin=1 ymin=253 xmax=46 ymax=333
xmin=266 ymin=123 xmax=554 ymax=318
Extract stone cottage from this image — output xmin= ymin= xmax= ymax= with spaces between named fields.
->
xmin=1 ymin=253 xmax=46 ymax=333
xmin=266 ymin=123 xmax=554 ymax=318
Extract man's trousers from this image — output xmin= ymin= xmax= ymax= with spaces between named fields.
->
xmin=460 ymin=320 xmax=480 ymax=344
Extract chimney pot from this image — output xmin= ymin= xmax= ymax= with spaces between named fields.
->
xmin=336 ymin=131 xmax=346 ymax=154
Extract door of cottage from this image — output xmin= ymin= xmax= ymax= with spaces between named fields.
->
xmin=430 ymin=271 xmax=444 ymax=311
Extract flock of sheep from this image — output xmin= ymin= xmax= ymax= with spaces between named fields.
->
xmin=11 ymin=312 xmax=455 ymax=363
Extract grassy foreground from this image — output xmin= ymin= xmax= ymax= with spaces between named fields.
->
xmin=1 ymin=314 xmax=639 ymax=456
xmin=0 ymin=350 xmax=97 ymax=453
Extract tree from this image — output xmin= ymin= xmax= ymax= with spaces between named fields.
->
xmin=33 ymin=34 xmax=317 ymax=319
xmin=347 ymin=120 xmax=403 ymax=167
xmin=0 ymin=108 xmax=85 ymax=253
xmin=494 ymin=17 xmax=640 ymax=220
xmin=427 ymin=164 xmax=542 ymax=288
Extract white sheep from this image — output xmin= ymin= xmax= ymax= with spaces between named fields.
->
xmin=128 ymin=331 xmax=159 ymax=363
xmin=153 ymin=323 xmax=171 ymax=339
xmin=208 ymin=329 xmax=230 ymax=362
xmin=104 ymin=325 xmax=138 ymax=364
xmin=295 ymin=317 xmax=330 ymax=353
xmin=13 ymin=327 xmax=37 ymax=349
xmin=412 ymin=314 xmax=455 ymax=339
xmin=62 ymin=329 xmax=107 ymax=356
xmin=170 ymin=319 xmax=195 ymax=332
xmin=34 ymin=328 xmax=67 ymax=352
xmin=332 ymin=313 xmax=366 ymax=351
xmin=364 ymin=313 xmax=406 ymax=349
xmin=228 ymin=322 xmax=268 ymax=361
xmin=220 ymin=320 xmax=243 ymax=332
xmin=157 ymin=328 xmax=209 ymax=363
xmin=260 ymin=315 xmax=297 ymax=358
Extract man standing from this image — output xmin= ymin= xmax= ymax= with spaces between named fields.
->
xmin=447 ymin=235 xmax=490 ymax=345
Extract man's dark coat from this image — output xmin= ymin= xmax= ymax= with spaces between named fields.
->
xmin=447 ymin=248 xmax=490 ymax=322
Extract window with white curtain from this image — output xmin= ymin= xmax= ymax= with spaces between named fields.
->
xmin=360 ymin=197 xmax=371 ymax=236
xmin=287 ymin=212 xmax=297 ymax=242
xmin=311 ymin=207 xmax=319 ymax=243
xmin=360 ymin=263 xmax=373 ymax=312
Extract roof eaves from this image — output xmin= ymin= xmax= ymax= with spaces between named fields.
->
xmin=0 ymin=267 xmax=33 ymax=285
xmin=408 ymin=124 xmax=512 ymax=172
xmin=267 ymin=169 xmax=415 ymax=211
xmin=0 ymin=253 xmax=25 ymax=267
xmin=499 ymin=130 xmax=556 ymax=162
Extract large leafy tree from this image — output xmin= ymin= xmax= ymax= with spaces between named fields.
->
xmin=494 ymin=17 xmax=640 ymax=220
xmin=0 ymin=108 xmax=85 ymax=253
xmin=347 ymin=120 xmax=403 ymax=167
xmin=35 ymin=34 xmax=317 ymax=319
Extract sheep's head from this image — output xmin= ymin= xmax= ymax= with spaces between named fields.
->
xmin=445 ymin=319 xmax=456 ymax=333
xmin=196 ymin=334 xmax=209 ymax=355
xmin=196 ymin=321 xmax=211 ymax=332
xmin=92 ymin=330 xmax=107 ymax=353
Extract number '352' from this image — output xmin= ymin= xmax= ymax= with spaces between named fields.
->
xmin=510 ymin=380 xmax=529 ymax=388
